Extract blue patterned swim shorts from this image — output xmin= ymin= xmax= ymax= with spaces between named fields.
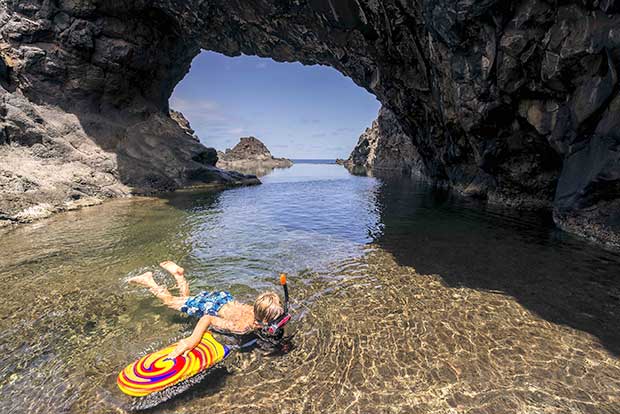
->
xmin=180 ymin=291 xmax=234 ymax=318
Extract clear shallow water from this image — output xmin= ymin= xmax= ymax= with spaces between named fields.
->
xmin=0 ymin=163 xmax=619 ymax=413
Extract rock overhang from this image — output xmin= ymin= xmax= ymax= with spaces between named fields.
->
xmin=1 ymin=0 xmax=619 ymax=245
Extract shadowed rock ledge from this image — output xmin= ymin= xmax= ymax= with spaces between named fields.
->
xmin=0 ymin=1 xmax=619 ymax=245
xmin=0 ymin=93 xmax=258 ymax=225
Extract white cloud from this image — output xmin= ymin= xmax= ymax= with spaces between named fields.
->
xmin=169 ymin=96 xmax=253 ymax=149
xmin=227 ymin=127 xmax=245 ymax=135
xmin=256 ymin=62 xmax=267 ymax=69
xmin=333 ymin=127 xmax=358 ymax=134
xmin=300 ymin=118 xmax=321 ymax=124
xmin=169 ymin=97 xmax=219 ymax=112
xmin=169 ymin=97 xmax=230 ymax=130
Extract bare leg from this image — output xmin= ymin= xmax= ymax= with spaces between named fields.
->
xmin=160 ymin=260 xmax=190 ymax=297
xmin=128 ymin=271 xmax=185 ymax=310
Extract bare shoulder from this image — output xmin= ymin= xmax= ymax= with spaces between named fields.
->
xmin=220 ymin=300 xmax=252 ymax=314
xmin=217 ymin=301 xmax=254 ymax=325
xmin=209 ymin=315 xmax=247 ymax=334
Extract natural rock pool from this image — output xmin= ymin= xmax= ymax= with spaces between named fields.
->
xmin=1 ymin=162 xmax=619 ymax=414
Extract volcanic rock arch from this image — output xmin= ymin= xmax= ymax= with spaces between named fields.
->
xmin=1 ymin=0 xmax=619 ymax=245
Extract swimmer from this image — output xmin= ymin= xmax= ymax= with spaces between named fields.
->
xmin=128 ymin=261 xmax=285 ymax=359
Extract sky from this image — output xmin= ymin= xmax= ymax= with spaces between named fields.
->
xmin=170 ymin=51 xmax=381 ymax=159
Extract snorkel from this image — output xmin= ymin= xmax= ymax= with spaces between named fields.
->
xmin=258 ymin=273 xmax=292 ymax=338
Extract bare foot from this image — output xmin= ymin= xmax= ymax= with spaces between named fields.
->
xmin=161 ymin=261 xmax=190 ymax=296
xmin=128 ymin=271 xmax=157 ymax=289
xmin=160 ymin=261 xmax=184 ymax=276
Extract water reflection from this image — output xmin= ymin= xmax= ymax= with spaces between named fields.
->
xmin=223 ymin=164 xmax=291 ymax=177
xmin=0 ymin=164 xmax=618 ymax=414
xmin=372 ymin=177 xmax=620 ymax=355
xmin=162 ymin=164 xmax=381 ymax=293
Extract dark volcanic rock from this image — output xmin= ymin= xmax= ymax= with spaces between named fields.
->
xmin=170 ymin=109 xmax=199 ymax=142
xmin=0 ymin=1 xmax=619 ymax=244
xmin=345 ymin=107 xmax=425 ymax=178
xmin=217 ymin=137 xmax=293 ymax=170
xmin=0 ymin=2 xmax=258 ymax=223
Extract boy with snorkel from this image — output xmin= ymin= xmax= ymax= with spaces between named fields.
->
xmin=128 ymin=261 xmax=291 ymax=358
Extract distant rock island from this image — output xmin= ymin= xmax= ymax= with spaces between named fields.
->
xmin=217 ymin=137 xmax=293 ymax=171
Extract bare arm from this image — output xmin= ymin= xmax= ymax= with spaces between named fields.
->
xmin=167 ymin=315 xmax=241 ymax=359
xmin=167 ymin=315 xmax=212 ymax=359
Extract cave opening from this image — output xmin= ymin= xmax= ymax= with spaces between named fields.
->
xmin=169 ymin=50 xmax=381 ymax=162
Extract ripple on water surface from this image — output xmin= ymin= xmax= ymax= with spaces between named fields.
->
xmin=0 ymin=163 xmax=619 ymax=414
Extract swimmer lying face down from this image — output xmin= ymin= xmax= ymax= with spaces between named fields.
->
xmin=128 ymin=261 xmax=284 ymax=359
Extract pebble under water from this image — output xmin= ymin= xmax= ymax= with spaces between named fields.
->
xmin=0 ymin=162 xmax=619 ymax=414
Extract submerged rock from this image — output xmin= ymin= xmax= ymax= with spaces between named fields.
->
xmin=0 ymin=1 xmax=619 ymax=244
xmin=217 ymin=137 xmax=293 ymax=170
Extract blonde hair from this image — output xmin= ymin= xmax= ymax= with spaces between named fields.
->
xmin=253 ymin=291 xmax=284 ymax=323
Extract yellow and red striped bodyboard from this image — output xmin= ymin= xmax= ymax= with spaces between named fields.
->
xmin=117 ymin=332 xmax=230 ymax=397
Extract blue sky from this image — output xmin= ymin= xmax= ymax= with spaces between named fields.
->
xmin=170 ymin=51 xmax=381 ymax=159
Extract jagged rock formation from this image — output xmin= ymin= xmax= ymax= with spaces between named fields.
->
xmin=0 ymin=90 xmax=256 ymax=224
xmin=344 ymin=107 xmax=425 ymax=178
xmin=0 ymin=1 xmax=619 ymax=245
xmin=217 ymin=137 xmax=293 ymax=170
xmin=0 ymin=3 xmax=257 ymax=225
xmin=170 ymin=109 xmax=198 ymax=140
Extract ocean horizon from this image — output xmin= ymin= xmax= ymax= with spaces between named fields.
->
xmin=290 ymin=159 xmax=338 ymax=164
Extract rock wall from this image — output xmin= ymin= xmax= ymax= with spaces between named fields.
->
xmin=345 ymin=106 xmax=425 ymax=177
xmin=1 ymin=1 xmax=619 ymax=245
xmin=0 ymin=1 xmax=257 ymax=224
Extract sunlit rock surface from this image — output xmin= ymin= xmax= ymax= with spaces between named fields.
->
xmin=217 ymin=136 xmax=293 ymax=171
xmin=344 ymin=106 xmax=425 ymax=178
xmin=1 ymin=0 xmax=619 ymax=244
